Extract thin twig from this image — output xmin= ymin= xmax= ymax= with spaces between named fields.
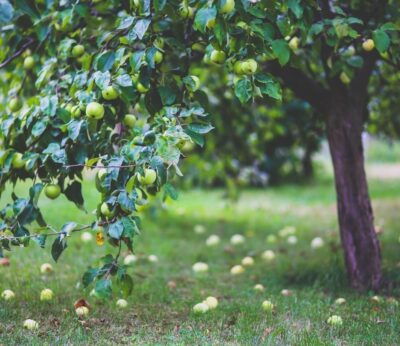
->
xmin=0 ymin=221 xmax=110 ymax=242
xmin=64 ymin=164 xmax=136 ymax=169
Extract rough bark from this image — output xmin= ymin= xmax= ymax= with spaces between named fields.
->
xmin=326 ymin=95 xmax=383 ymax=291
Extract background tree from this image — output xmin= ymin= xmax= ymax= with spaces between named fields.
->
xmin=0 ymin=0 xmax=399 ymax=295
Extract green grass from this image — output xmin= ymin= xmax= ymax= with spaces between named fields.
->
xmin=1 ymin=176 xmax=400 ymax=345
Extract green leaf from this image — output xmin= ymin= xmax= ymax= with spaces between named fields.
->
xmin=234 ymin=78 xmax=253 ymax=103
xmin=93 ymin=71 xmax=111 ymax=89
xmin=116 ymin=74 xmax=133 ymax=87
xmin=129 ymin=50 xmax=145 ymax=72
xmin=132 ymin=19 xmax=151 ymax=40
xmin=0 ymin=0 xmax=14 ymax=24
xmin=64 ymin=182 xmax=85 ymax=210
xmin=15 ymin=0 xmax=39 ymax=19
xmin=117 ymin=273 xmax=133 ymax=297
xmin=194 ymin=7 xmax=217 ymax=33
xmin=214 ymin=17 xmax=227 ymax=46
xmin=117 ymin=16 xmax=135 ymax=30
xmin=187 ymin=123 xmax=214 ymax=134
xmin=96 ymin=51 xmax=116 ymax=72
xmin=121 ymin=217 xmax=139 ymax=239
xmin=184 ymin=129 xmax=204 ymax=147
xmin=82 ymin=267 xmax=99 ymax=287
xmin=373 ymin=29 xmax=390 ymax=53
xmin=255 ymin=74 xmax=282 ymax=100
xmin=32 ymin=120 xmax=48 ymax=137
xmin=347 ymin=56 xmax=364 ymax=68
xmin=288 ymin=0 xmax=303 ymax=18
xmin=29 ymin=183 xmax=43 ymax=207
xmin=164 ymin=183 xmax=178 ymax=200
xmin=271 ymin=40 xmax=290 ymax=66
xmin=51 ymin=235 xmax=67 ymax=262
xmin=108 ymin=221 xmax=124 ymax=240
xmin=67 ymin=120 xmax=84 ymax=141
xmin=95 ymin=279 xmax=113 ymax=299
xmin=32 ymin=234 xmax=46 ymax=248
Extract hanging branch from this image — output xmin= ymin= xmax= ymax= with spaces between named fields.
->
xmin=0 ymin=38 xmax=36 ymax=69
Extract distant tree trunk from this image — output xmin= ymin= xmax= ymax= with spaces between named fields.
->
xmin=301 ymin=143 xmax=314 ymax=179
xmin=326 ymin=96 xmax=383 ymax=291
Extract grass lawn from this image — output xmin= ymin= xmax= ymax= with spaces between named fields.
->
xmin=1 ymin=175 xmax=400 ymax=345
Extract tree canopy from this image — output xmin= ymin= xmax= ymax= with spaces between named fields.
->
xmin=1 ymin=0 xmax=399 ymax=296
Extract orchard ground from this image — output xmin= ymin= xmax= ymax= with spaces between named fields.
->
xmin=1 ymin=141 xmax=400 ymax=345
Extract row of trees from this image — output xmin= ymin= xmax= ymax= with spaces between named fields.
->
xmin=0 ymin=0 xmax=399 ymax=295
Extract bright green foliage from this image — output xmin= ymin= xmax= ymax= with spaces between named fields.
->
xmin=0 ymin=0 xmax=399 ymax=298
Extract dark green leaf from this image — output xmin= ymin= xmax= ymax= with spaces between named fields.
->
xmin=373 ymin=29 xmax=390 ymax=53
xmin=271 ymin=40 xmax=290 ymax=65
xmin=95 ymin=279 xmax=112 ymax=299
xmin=51 ymin=235 xmax=67 ymax=262
xmin=234 ymin=78 xmax=253 ymax=103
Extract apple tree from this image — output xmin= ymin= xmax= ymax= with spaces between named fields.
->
xmin=0 ymin=0 xmax=399 ymax=294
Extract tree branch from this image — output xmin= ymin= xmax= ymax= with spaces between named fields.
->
xmin=350 ymin=51 xmax=379 ymax=107
xmin=0 ymin=38 xmax=35 ymax=69
xmin=267 ymin=62 xmax=330 ymax=113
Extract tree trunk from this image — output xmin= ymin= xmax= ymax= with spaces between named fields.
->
xmin=301 ymin=144 xmax=314 ymax=179
xmin=326 ymin=99 xmax=383 ymax=291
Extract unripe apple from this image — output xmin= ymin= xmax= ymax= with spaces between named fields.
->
xmin=102 ymin=86 xmax=119 ymax=100
xmin=154 ymin=51 xmax=163 ymax=64
xmin=75 ymin=306 xmax=89 ymax=317
xmin=241 ymin=59 xmax=257 ymax=74
xmin=138 ymin=168 xmax=157 ymax=185
xmin=220 ymin=0 xmax=235 ymax=14
xmin=123 ymin=114 xmax=137 ymax=128
xmin=12 ymin=153 xmax=25 ymax=169
xmin=288 ymin=36 xmax=300 ymax=51
xmin=116 ymin=299 xmax=128 ymax=308
xmin=262 ymin=250 xmax=275 ymax=261
xmin=136 ymin=82 xmax=149 ymax=93
xmin=81 ymin=231 xmax=93 ymax=242
xmin=253 ymin=284 xmax=265 ymax=292
xmin=71 ymin=105 xmax=81 ymax=118
xmin=230 ymin=264 xmax=245 ymax=275
xmin=23 ymin=56 xmax=35 ymax=70
xmin=210 ymin=50 xmax=226 ymax=64
xmin=340 ymin=72 xmax=351 ymax=85
xmin=86 ymin=102 xmax=105 ymax=119
xmin=100 ymin=202 xmax=114 ymax=218
xmin=40 ymin=288 xmax=54 ymax=301
xmin=193 ymin=302 xmax=209 ymax=314
xmin=362 ymin=39 xmax=375 ymax=52
xmin=9 ymin=97 xmax=22 ymax=112
xmin=40 ymin=263 xmax=53 ymax=274
xmin=44 ymin=184 xmax=61 ymax=199
xmin=191 ymin=43 xmax=205 ymax=52
xmin=72 ymin=44 xmax=85 ymax=58
xmin=327 ymin=315 xmax=343 ymax=326
xmin=262 ymin=300 xmax=274 ymax=312
xmin=1 ymin=289 xmax=15 ymax=300
xmin=23 ymin=319 xmax=39 ymax=330
xmin=97 ymin=168 xmax=107 ymax=181
xmin=206 ymin=18 xmax=216 ymax=29
xmin=241 ymin=256 xmax=254 ymax=266
xmin=179 ymin=5 xmax=195 ymax=18
xmin=204 ymin=296 xmax=218 ymax=309
xmin=234 ymin=61 xmax=244 ymax=74
xmin=187 ymin=75 xmax=201 ymax=92
xmin=236 ymin=21 xmax=249 ymax=30
xmin=154 ymin=37 xmax=164 ymax=49
xmin=124 ymin=254 xmax=137 ymax=265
